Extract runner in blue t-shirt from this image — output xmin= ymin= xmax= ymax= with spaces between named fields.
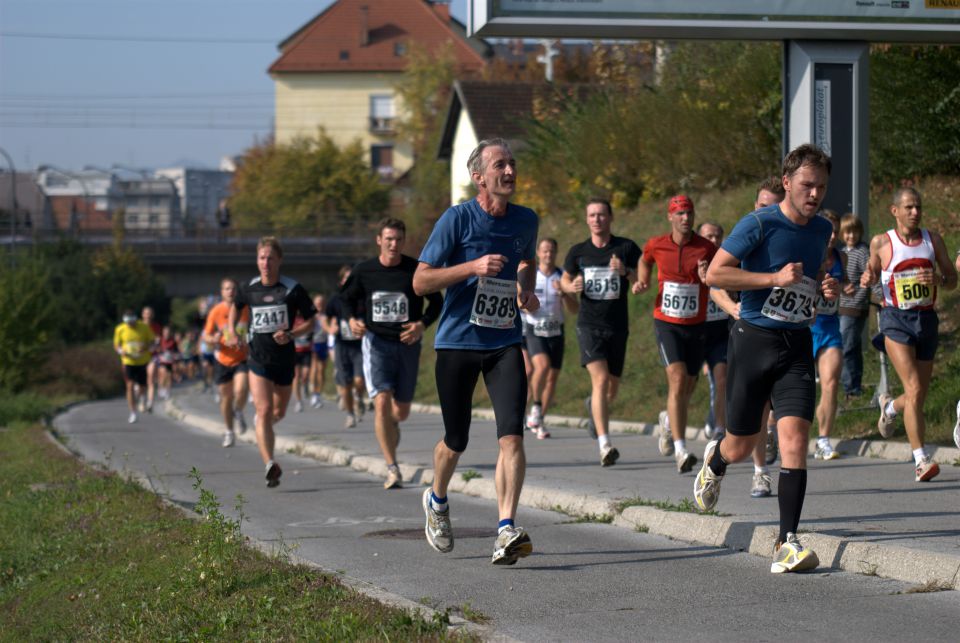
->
xmin=414 ymin=138 xmax=539 ymax=566
xmin=694 ymin=144 xmax=839 ymax=574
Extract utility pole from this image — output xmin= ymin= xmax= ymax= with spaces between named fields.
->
xmin=536 ymin=39 xmax=559 ymax=82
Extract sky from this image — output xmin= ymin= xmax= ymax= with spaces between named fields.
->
xmin=0 ymin=0 xmax=468 ymax=173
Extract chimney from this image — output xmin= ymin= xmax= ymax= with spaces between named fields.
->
xmin=359 ymin=5 xmax=369 ymax=47
xmin=430 ymin=0 xmax=450 ymax=22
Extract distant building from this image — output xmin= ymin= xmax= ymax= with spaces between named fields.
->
xmin=117 ymin=176 xmax=181 ymax=236
xmin=35 ymin=168 xmax=122 ymax=233
xmin=0 ymin=171 xmax=53 ymax=233
xmin=268 ymin=0 xmax=489 ymax=182
xmin=438 ymin=80 xmax=601 ymax=205
xmin=156 ymin=168 xmax=232 ymax=231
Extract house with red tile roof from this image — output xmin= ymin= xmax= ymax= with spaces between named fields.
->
xmin=269 ymin=0 xmax=489 ymax=182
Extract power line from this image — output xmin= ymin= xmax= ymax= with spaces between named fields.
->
xmin=0 ymin=92 xmax=274 ymax=100
xmin=0 ymin=31 xmax=277 ymax=44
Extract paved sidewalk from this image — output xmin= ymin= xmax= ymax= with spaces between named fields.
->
xmin=168 ymin=386 xmax=960 ymax=589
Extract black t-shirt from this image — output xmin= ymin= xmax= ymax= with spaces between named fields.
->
xmin=563 ymin=234 xmax=642 ymax=332
xmin=325 ymin=294 xmax=361 ymax=346
xmin=235 ymin=275 xmax=316 ymax=368
xmin=340 ymin=254 xmax=443 ymax=342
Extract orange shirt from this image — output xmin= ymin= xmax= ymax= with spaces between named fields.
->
xmin=204 ymin=301 xmax=250 ymax=367
xmin=641 ymin=233 xmax=716 ymax=325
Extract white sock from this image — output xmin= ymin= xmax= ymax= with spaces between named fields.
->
xmin=912 ymin=447 xmax=927 ymax=464
xmin=598 ymin=434 xmax=611 ymax=449
xmin=817 ymin=436 xmax=830 ymax=447
xmin=754 ymin=465 xmax=769 ymax=475
xmin=674 ymin=439 xmax=686 ymax=454
xmin=885 ymin=400 xmax=898 ymax=417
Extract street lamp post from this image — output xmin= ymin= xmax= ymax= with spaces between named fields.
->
xmin=0 ymin=147 xmax=16 ymax=266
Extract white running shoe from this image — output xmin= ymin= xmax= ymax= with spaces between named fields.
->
xmin=222 ymin=431 xmax=235 ymax=448
xmin=771 ymin=533 xmax=819 ymax=574
xmin=953 ymin=399 xmax=960 ymax=450
xmin=877 ymin=392 xmax=896 ymax=438
xmin=344 ymin=413 xmax=356 ymax=429
xmin=295 ymin=400 xmax=304 ymax=413
xmin=814 ymin=441 xmax=839 ymax=460
xmin=213 ymin=391 xmax=221 ymax=404
xmin=600 ymin=444 xmax=620 ymax=467
xmin=675 ymin=450 xmax=698 ymax=474
xmin=128 ymin=411 xmax=138 ymax=424
xmin=310 ymin=393 xmax=324 ymax=409
xmin=526 ymin=404 xmax=543 ymax=431
xmin=658 ymin=410 xmax=674 ymax=456
xmin=422 ymin=489 xmax=453 ymax=553
xmin=491 ymin=526 xmax=533 ymax=565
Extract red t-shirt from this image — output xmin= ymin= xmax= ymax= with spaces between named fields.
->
xmin=641 ymin=233 xmax=716 ymax=325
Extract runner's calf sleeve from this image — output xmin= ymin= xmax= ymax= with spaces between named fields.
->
xmin=778 ymin=468 xmax=807 ymax=543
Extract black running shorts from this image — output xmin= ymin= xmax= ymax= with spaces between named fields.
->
xmin=523 ymin=327 xmax=564 ymax=370
xmin=576 ymin=325 xmax=628 ymax=378
xmin=654 ymin=319 xmax=706 ymax=376
xmin=725 ymin=319 xmax=815 ymax=436
xmin=214 ymin=361 xmax=249 ymax=385
xmin=435 ymin=345 xmax=526 ymax=453
xmin=123 ymin=364 xmax=148 ymax=387
xmin=703 ymin=319 xmax=729 ymax=369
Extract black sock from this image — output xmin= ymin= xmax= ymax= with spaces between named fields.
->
xmin=707 ymin=437 xmax=727 ymax=476
xmin=533 ymin=400 xmax=542 ymax=407
xmin=778 ymin=468 xmax=807 ymax=543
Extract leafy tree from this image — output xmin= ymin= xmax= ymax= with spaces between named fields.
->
xmin=0 ymin=258 xmax=56 ymax=392
xmin=393 ymin=42 xmax=458 ymax=239
xmin=519 ymin=41 xmax=781 ymax=217
xmin=229 ymin=131 xmax=390 ymax=232
xmin=35 ymin=241 xmax=167 ymax=344
xmin=871 ymin=45 xmax=960 ymax=181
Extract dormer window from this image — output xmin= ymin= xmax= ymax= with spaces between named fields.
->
xmin=339 ymin=50 xmax=350 ymax=60
xmin=394 ymin=42 xmax=407 ymax=57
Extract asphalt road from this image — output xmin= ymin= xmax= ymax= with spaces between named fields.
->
xmin=54 ymin=399 xmax=960 ymax=642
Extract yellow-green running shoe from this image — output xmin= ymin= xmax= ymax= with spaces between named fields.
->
xmin=771 ymin=532 xmax=819 ymax=574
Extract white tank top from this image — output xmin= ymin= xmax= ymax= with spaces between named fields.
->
xmin=880 ymin=229 xmax=936 ymax=310
xmin=522 ymin=268 xmax=564 ymax=327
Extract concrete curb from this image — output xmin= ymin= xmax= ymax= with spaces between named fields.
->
xmin=166 ymin=398 xmax=960 ymax=590
xmin=41 ymin=425 xmax=499 ymax=641
xmin=411 ymin=403 xmax=960 ymax=465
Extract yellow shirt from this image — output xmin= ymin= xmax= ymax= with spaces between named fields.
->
xmin=113 ymin=321 xmax=155 ymax=366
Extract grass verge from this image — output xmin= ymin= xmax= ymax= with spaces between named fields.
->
xmin=0 ymin=422 xmax=469 ymax=641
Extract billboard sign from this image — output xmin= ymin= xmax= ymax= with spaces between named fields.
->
xmin=470 ymin=0 xmax=960 ymax=42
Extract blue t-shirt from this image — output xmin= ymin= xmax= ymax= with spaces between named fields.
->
xmin=419 ymin=199 xmax=539 ymax=350
xmin=721 ymin=205 xmax=833 ymax=330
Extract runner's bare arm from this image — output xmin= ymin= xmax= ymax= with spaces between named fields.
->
xmin=225 ymin=303 xmax=240 ymax=347
xmin=710 ymin=288 xmax=740 ymax=319
xmin=632 ymin=257 xmax=653 ymax=294
xmin=930 ymin=230 xmax=958 ymax=290
xmin=860 ymin=234 xmax=888 ymax=288
xmin=413 ymin=256 xmax=506 ymax=295
xmin=517 ymin=258 xmax=540 ymax=313
xmin=706 ymin=248 xmax=801 ymax=290
xmin=560 ymin=270 xmax=583 ymax=294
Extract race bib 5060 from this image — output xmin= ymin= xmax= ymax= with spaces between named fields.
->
xmin=893 ymin=269 xmax=933 ymax=310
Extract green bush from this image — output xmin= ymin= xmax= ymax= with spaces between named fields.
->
xmin=0 ymin=258 xmax=56 ymax=392
xmin=0 ymin=392 xmax=53 ymax=426
xmin=36 ymin=241 xmax=168 ymax=344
